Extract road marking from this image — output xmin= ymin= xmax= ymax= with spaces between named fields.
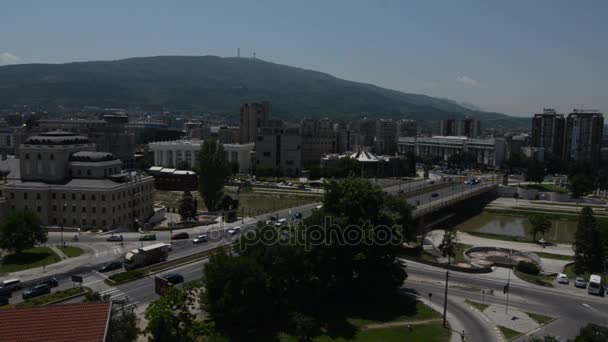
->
xmin=83 ymin=279 xmax=104 ymax=286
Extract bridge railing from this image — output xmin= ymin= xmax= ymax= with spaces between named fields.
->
xmin=412 ymin=183 xmax=497 ymax=218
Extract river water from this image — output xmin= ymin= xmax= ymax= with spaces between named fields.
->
xmin=455 ymin=212 xmax=578 ymax=243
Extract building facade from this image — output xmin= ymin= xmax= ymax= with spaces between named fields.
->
xmin=563 ymin=110 xmax=604 ymax=165
xmin=398 ymin=136 xmax=505 ymax=167
xmin=530 ymin=109 xmax=565 ymax=159
xmin=440 ymin=118 xmax=480 ymax=138
xmin=255 ymin=127 xmax=302 ymax=176
xmin=1 ymin=131 xmax=154 ymax=230
xmin=148 ymin=139 xmax=254 ymax=174
xmin=239 ymin=102 xmax=270 ymax=144
xmin=374 ymin=119 xmax=398 ymax=154
xmin=397 ymin=119 xmax=417 ymax=137
xmin=300 ymin=118 xmax=336 ymax=165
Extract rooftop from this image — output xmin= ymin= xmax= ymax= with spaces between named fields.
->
xmin=24 ymin=131 xmax=91 ymax=145
xmin=0 ymin=302 xmax=111 ymax=342
xmin=69 ymin=151 xmax=117 ymax=162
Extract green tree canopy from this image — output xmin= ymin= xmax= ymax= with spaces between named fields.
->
xmin=144 ymin=287 xmax=196 ymax=342
xmin=573 ymin=207 xmax=606 ymax=274
xmin=525 ymin=161 xmax=545 ymax=184
xmin=529 ymin=215 xmax=551 ymax=242
xmin=107 ymin=307 xmax=140 ymax=342
xmin=0 ymin=210 xmax=47 ymax=254
xmin=178 ymin=191 xmax=197 ymax=222
xmin=438 ymin=229 xmax=458 ymax=264
xmin=198 ymin=140 xmax=230 ymax=211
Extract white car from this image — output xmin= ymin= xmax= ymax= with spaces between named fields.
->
xmin=227 ymin=227 xmax=241 ymax=236
xmin=556 ymin=273 xmax=569 ymax=284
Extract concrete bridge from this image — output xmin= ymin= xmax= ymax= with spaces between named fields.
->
xmin=410 ymin=182 xmax=498 ymax=219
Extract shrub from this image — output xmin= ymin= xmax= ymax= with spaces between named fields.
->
xmin=517 ymin=261 xmax=540 ymax=275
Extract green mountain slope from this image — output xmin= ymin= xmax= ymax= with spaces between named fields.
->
xmin=0 ymin=55 xmax=527 ymax=129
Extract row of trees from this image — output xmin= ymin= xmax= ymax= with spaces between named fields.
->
xmin=573 ymin=207 xmax=606 ymax=275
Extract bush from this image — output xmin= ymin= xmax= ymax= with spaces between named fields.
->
xmin=517 ymin=261 xmax=540 ymax=275
xmin=109 ymin=269 xmax=146 ymax=284
xmin=289 ymin=312 xmax=320 ymax=342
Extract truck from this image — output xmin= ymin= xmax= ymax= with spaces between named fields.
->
xmin=588 ymin=274 xmax=604 ymax=295
xmin=123 ymin=243 xmax=170 ymax=270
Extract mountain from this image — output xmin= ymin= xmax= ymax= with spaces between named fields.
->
xmin=0 ymin=55 xmax=528 ymax=130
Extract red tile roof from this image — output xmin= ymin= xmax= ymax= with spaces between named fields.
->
xmin=0 ymin=302 xmax=112 ymax=342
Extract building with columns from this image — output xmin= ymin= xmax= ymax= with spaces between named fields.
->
xmin=148 ymin=139 xmax=254 ymax=174
xmin=0 ymin=131 xmax=155 ymax=230
xmin=398 ymin=136 xmax=505 ymax=167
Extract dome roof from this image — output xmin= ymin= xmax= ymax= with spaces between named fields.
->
xmin=25 ymin=131 xmax=91 ymax=145
xmin=69 ymin=151 xmax=117 ymax=162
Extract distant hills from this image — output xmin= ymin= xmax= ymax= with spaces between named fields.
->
xmin=0 ymin=55 xmax=528 ymax=130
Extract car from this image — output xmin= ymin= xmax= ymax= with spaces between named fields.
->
xmin=106 ymin=234 xmax=123 ymax=242
xmin=431 ymin=192 xmax=439 ymax=198
xmin=22 ymin=284 xmax=51 ymax=300
xmin=39 ymin=277 xmax=59 ymax=288
xmin=292 ymin=213 xmax=303 ymax=220
xmin=139 ymin=234 xmax=156 ymax=241
xmin=98 ymin=261 xmax=123 ymax=273
xmin=0 ymin=279 xmax=22 ymax=292
xmin=164 ymin=273 xmax=184 ymax=285
xmin=171 ymin=232 xmax=190 ymax=240
xmin=227 ymin=227 xmax=241 ymax=235
xmin=574 ymin=277 xmax=587 ymax=288
xmin=556 ymin=273 xmax=569 ymax=284
xmin=192 ymin=234 xmax=208 ymax=244
xmin=275 ymin=218 xmax=288 ymax=227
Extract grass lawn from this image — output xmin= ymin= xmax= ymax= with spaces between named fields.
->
xmin=16 ymin=287 xmax=88 ymax=308
xmin=498 ymin=325 xmax=522 ymax=341
xmin=454 ymin=243 xmax=473 ymax=264
xmin=465 ymin=299 xmax=489 ymax=311
xmin=524 ymin=184 xmax=569 ymax=193
xmin=420 ymin=252 xmax=438 ymax=263
xmin=281 ymin=322 xmax=449 ymax=342
xmin=0 ymin=247 xmax=61 ymax=274
xmin=536 ymin=252 xmax=572 ymax=261
xmin=56 ymin=245 xmax=84 ymax=258
xmin=563 ymin=264 xmax=607 ymax=282
xmin=514 ymin=269 xmax=554 ymax=287
xmin=526 ymin=312 xmax=554 ymax=325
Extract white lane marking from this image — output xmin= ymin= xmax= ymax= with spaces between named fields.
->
xmin=101 ymin=288 xmax=119 ymax=296
xmin=83 ymin=279 xmax=104 ymax=286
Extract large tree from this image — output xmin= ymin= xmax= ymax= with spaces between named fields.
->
xmin=144 ymin=287 xmax=197 ymax=342
xmin=570 ymin=174 xmax=594 ymax=198
xmin=529 ymin=215 xmax=551 ymax=242
xmin=178 ymin=191 xmax=197 ymax=222
xmin=197 ymin=140 xmax=230 ymax=211
xmin=438 ymin=229 xmax=458 ymax=264
xmin=572 ymin=207 xmax=606 ymax=275
xmin=107 ymin=307 xmax=140 ymax=342
xmin=525 ymin=161 xmax=545 ymax=184
xmin=0 ymin=210 xmax=47 ymax=254
xmin=573 ymin=323 xmax=608 ymax=342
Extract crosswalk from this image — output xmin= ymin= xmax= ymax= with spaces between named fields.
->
xmin=100 ymin=287 xmax=139 ymax=309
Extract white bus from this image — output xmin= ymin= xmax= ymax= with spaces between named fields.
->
xmin=588 ymin=275 xmax=603 ymax=295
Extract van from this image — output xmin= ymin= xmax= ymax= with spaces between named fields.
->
xmin=0 ymin=279 xmax=22 ymax=292
xmin=588 ymin=275 xmax=603 ymax=295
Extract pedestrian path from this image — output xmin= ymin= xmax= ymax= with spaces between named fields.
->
xmin=48 ymin=245 xmax=68 ymax=260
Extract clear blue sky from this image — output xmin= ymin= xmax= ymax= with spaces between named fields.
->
xmin=1 ymin=0 xmax=606 ymax=116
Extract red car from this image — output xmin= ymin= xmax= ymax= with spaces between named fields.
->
xmin=171 ymin=232 xmax=189 ymax=240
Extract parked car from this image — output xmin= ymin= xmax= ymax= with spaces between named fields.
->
xmin=192 ymin=234 xmax=208 ymax=244
xmin=98 ymin=261 xmax=123 ymax=273
xmin=574 ymin=277 xmax=587 ymax=289
xmin=139 ymin=234 xmax=156 ymax=241
xmin=431 ymin=192 xmax=439 ymax=198
xmin=0 ymin=279 xmax=22 ymax=292
xmin=227 ymin=227 xmax=241 ymax=235
xmin=556 ymin=273 xmax=569 ymax=284
xmin=275 ymin=218 xmax=288 ymax=227
xmin=22 ymin=284 xmax=51 ymax=300
xmin=292 ymin=213 xmax=303 ymax=220
xmin=164 ymin=273 xmax=184 ymax=285
xmin=171 ymin=232 xmax=189 ymax=240
xmin=39 ymin=277 xmax=59 ymax=288
xmin=106 ymin=234 xmax=123 ymax=242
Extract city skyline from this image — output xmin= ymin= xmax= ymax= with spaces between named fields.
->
xmin=1 ymin=0 xmax=607 ymax=117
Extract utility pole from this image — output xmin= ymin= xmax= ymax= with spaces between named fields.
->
xmin=504 ymin=267 xmax=511 ymax=315
xmin=443 ymin=270 xmax=449 ymax=327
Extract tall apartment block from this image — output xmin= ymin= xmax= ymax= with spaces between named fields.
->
xmin=439 ymin=118 xmax=480 ymax=138
xmin=397 ymin=119 xmax=417 ymax=137
xmin=375 ymin=119 xmax=398 ymax=154
xmin=530 ymin=109 xmax=565 ymax=159
xmin=563 ymin=110 xmax=604 ymax=165
xmin=255 ymin=126 xmax=302 ymax=176
xmin=239 ymin=101 xmax=270 ymax=144
xmin=300 ymin=118 xmax=336 ymax=164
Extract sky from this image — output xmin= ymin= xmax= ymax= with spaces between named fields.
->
xmin=1 ymin=0 xmax=607 ymax=117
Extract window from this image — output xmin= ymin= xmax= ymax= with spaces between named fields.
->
xmin=87 ymin=169 xmax=91 ymax=176
xmin=81 ymin=194 xmax=85 ymax=200
xmin=102 ymin=220 xmax=106 ymax=226
xmin=72 ymin=194 xmax=76 ymax=200
xmin=10 ymin=193 xmax=14 ymax=199
xmin=82 ymin=207 xmax=86 ymax=213
xmin=53 ymin=218 xmax=57 ymax=224
xmin=286 ymin=160 xmax=294 ymax=165
xmin=92 ymin=207 xmax=96 ymax=214
xmin=101 ymin=207 xmax=106 ymax=214
xmin=101 ymin=195 xmax=105 ymax=201
xmin=25 ymin=153 xmax=29 ymax=160
xmin=92 ymin=194 xmax=96 ymax=201
xmin=62 ymin=193 xmax=66 ymax=200
xmin=36 ymin=193 xmax=41 ymax=200
xmin=263 ymin=152 xmax=271 ymax=157
xmin=37 ymin=206 xmax=41 ymax=213
xmin=72 ymin=206 xmax=76 ymax=212
xmin=92 ymin=219 xmax=96 ymax=226
xmin=78 ymin=169 xmax=82 ymax=176
xmin=73 ymin=219 xmax=76 ymax=225
xmin=63 ymin=205 xmax=66 ymax=212
xmin=37 ymin=154 xmax=41 ymax=160
xmin=23 ymin=193 xmax=27 ymax=200
xmin=63 ymin=218 xmax=66 ymax=224
xmin=52 ymin=193 xmax=56 ymax=199
xmin=257 ymin=136 xmax=264 ymax=141
xmin=10 ymin=205 xmax=14 ymax=211
xmin=52 ymin=205 xmax=57 ymax=212
xmin=82 ymin=219 xmax=86 ymax=226
xmin=50 ymin=154 xmax=54 ymax=160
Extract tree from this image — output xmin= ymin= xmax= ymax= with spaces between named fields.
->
xmin=506 ymin=151 xmax=528 ymax=172
xmin=525 ymin=161 xmax=545 ymax=184
xmin=178 ymin=191 xmax=197 ymax=222
xmin=573 ymin=207 xmax=606 ymax=275
xmin=570 ymin=173 xmax=594 ymax=198
xmin=529 ymin=215 xmax=551 ymax=242
xmin=198 ymin=140 xmax=230 ymax=211
xmin=438 ymin=230 xmax=458 ymax=264
xmin=144 ymin=287 xmax=197 ymax=342
xmin=0 ymin=210 xmax=47 ymax=255
xmin=573 ymin=323 xmax=608 ymax=342
xmin=107 ymin=306 xmax=140 ymax=342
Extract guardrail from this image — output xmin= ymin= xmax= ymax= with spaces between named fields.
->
xmin=412 ymin=183 xmax=497 ymax=218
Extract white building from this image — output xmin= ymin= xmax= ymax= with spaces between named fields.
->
xmin=148 ymin=139 xmax=254 ymax=174
xmin=398 ymin=136 xmax=506 ymax=167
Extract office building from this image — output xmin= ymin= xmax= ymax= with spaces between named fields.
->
xmin=398 ymin=136 xmax=506 ymax=167
xmin=255 ymin=127 xmax=301 ymax=176
xmin=359 ymin=118 xmax=377 ymax=147
xmin=334 ymin=122 xmax=352 ymax=154
xmin=239 ymin=102 xmax=270 ymax=143
xmin=439 ymin=118 xmax=480 ymax=138
xmin=149 ymin=139 xmax=254 ymax=174
xmin=1 ymin=131 xmax=155 ymax=230
xmin=374 ymin=119 xmax=398 ymax=154
xmin=397 ymin=119 xmax=417 ymax=137
xmin=300 ymin=118 xmax=336 ymax=164
xmin=563 ymin=110 xmax=604 ymax=165
xmin=439 ymin=119 xmax=457 ymax=136
xmin=530 ymin=109 xmax=565 ymax=159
